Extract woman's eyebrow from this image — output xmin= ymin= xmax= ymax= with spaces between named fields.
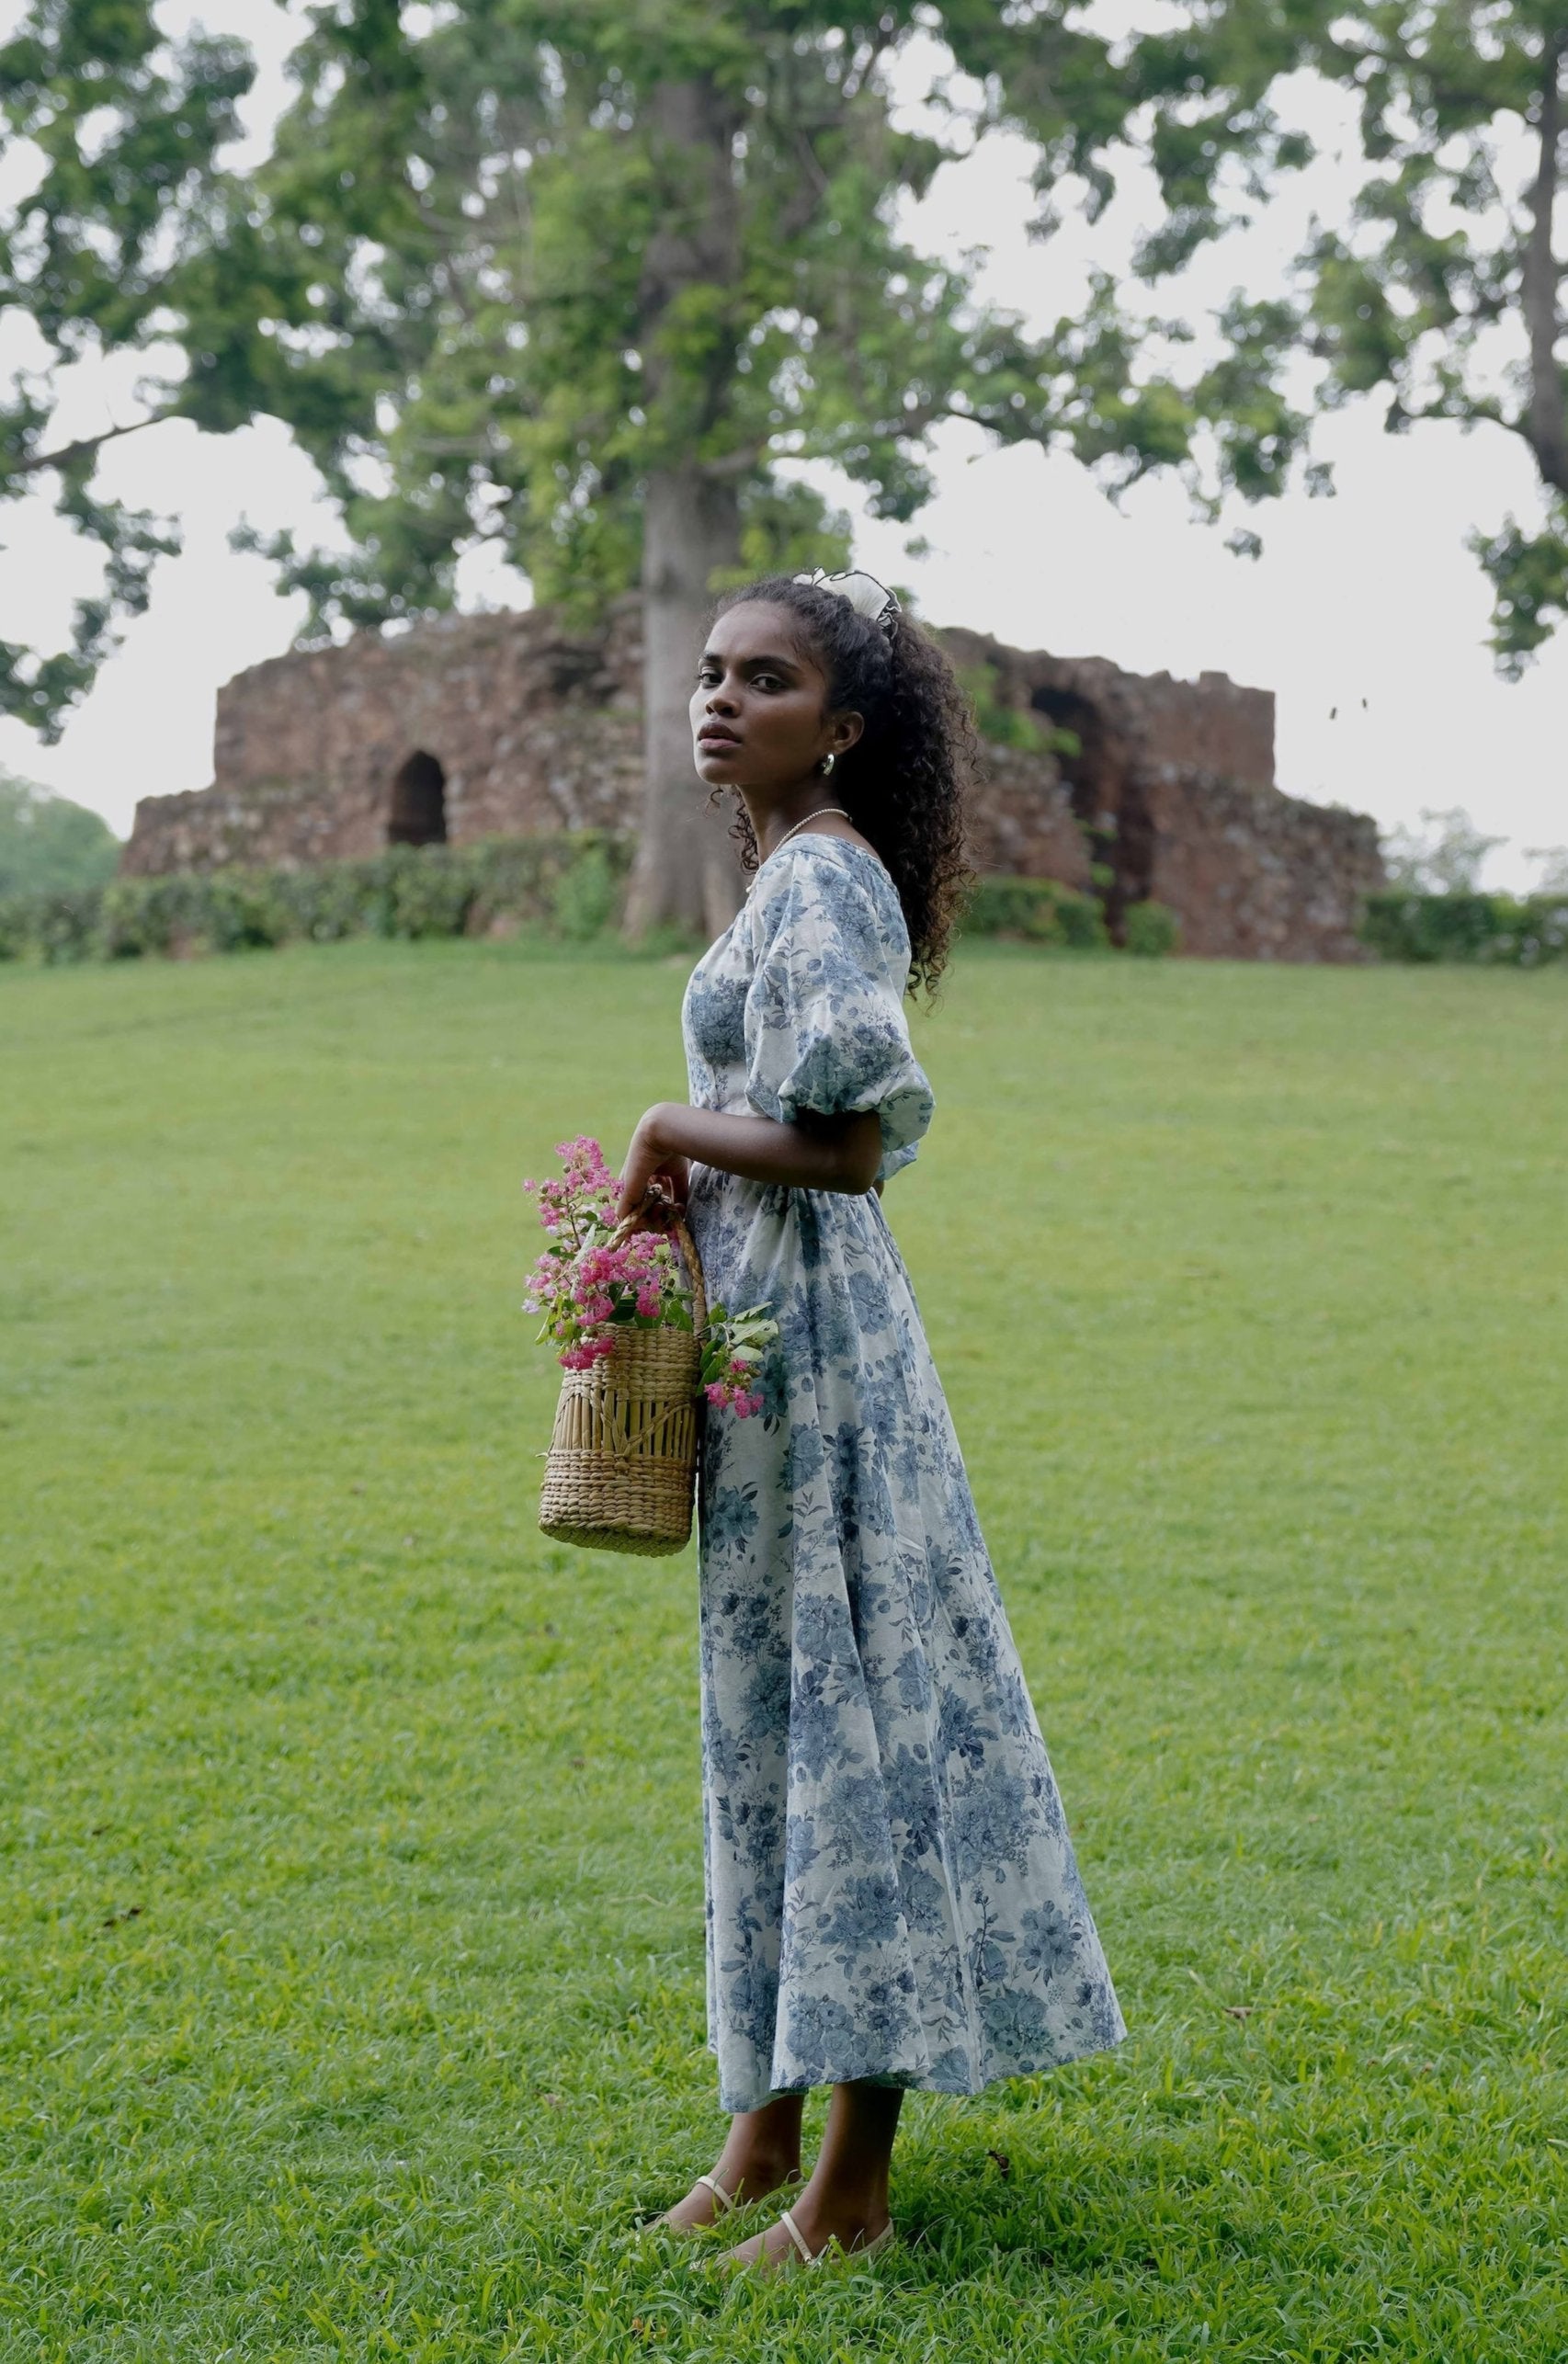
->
xmin=699 ymin=647 xmax=801 ymax=674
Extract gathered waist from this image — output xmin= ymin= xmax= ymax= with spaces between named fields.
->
xmin=685 ymin=1161 xmax=901 ymax=1264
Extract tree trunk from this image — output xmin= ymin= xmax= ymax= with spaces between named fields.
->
xmin=624 ymin=74 xmax=746 ymax=941
xmin=629 ymin=465 xmax=744 ymax=938
xmin=1522 ymin=36 xmax=1567 ymax=495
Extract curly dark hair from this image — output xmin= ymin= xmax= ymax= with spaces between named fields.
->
xmin=710 ymin=574 xmax=977 ymax=994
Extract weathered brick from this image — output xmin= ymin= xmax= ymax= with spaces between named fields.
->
xmin=121 ymin=603 xmax=1382 ymax=960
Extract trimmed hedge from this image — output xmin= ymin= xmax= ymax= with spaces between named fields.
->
xmin=0 ymin=838 xmax=1185 ymax=967
xmin=1360 ymin=891 xmax=1568 ymax=966
xmin=961 ymin=872 xmax=1111 ymax=949
xmin=1123 ymin=898 xmax=1182 ymax=958
xmin=960 ymin=873 xmax=1182 ymax=956
xmin=0 ymin=835 xmax=632 ymax=965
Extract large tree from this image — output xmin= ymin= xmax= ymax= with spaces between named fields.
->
xmin=20 ymin=6 xmax=1554 ymax=923
xmin=7 ymin=1 xmax=1312 ymax=930
xmin=1110 ymin=0 xmax=1568 ymax=675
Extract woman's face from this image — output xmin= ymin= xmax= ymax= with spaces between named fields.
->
xmin=690 ymin=601 xmax=863 ymax=799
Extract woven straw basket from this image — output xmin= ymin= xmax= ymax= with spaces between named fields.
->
xmin=538 ymin=1213 xmax=707 ymax=1557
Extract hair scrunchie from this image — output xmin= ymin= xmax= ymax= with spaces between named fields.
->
xmin=791 ymin=566 xmax=902 ymax=636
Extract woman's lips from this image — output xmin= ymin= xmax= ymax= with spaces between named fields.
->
xmin=698 ymin=728 xmax=742 ymax=749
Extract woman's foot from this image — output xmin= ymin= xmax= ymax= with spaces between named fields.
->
xmin=654 ymin=2100 xmax=804 ymax=2233
xmin=716 ymin=2184 xmax=892 ymax=2271
xmin=656 ymin=2155 xmax=800 ymax=2233
xmin=713 ymin=2081 xmax=901 ymax=2269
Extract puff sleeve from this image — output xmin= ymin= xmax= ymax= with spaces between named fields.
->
xmin=743 ymin=844 xmax=934 ymax=1181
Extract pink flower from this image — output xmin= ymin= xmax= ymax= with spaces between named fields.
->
xmin=523 ymin=1135 xmax=698 ymax=1370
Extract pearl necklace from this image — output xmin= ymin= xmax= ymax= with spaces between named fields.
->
xmin=746 ymin=805 xmax=851 ymax=895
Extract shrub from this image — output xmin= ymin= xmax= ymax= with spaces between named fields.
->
xmin=961 ymin=873 xmax=1109 ymax=950
xmin=23 ymin=888 xmax=105 ymax=964
xmin=0 ymin=834 xmax=633 ymax=966
xmin=0 ymin=775 xmax=120 ymax=896
xmin=0 ymin=842 xmax=1187 ymax=969
xmin=383 ymin=847 xmax=481 ymax=940
xmin=550 ymin=841 xmax=621 ymax=940
xmin=1359 ymin=891 xmax=1568 ymax=966
xmin=1123 ymin=899 xmax=1181 ymax=958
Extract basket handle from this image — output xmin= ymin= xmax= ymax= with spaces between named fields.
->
xmin=607 ymin=1191 xmax=708 ymax=1337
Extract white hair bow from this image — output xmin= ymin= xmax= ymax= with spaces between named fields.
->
xmin=792 ymin=566 xmax=902 ymax=634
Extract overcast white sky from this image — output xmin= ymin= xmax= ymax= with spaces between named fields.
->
xmin=0 ymin=1 xmax=1562 ymax=885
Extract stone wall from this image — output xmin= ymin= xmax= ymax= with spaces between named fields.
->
xmin=939 ymin=627 xmax=1382 ymax=960
xmin=122 ymin=600 xmax=1383 ymax=959
xmin=1140 ymin=770 xmax=1382 ymax=961
xmin=121 ymin=602 xmax=647 ymax=876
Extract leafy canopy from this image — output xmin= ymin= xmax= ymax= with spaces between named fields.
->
xmin=0 ymin=769 xmax=119 ymax=894
xmin=1107 ymin=0 xmax=1568 ymax=672
xmin=6 ymin=0 xmax=1559 ymax=740
xmin=0 ymin=0 xmax=1305 ymax=733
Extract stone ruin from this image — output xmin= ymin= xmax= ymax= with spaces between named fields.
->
xmin=121 ymin=599 xmax=1384 ymax=960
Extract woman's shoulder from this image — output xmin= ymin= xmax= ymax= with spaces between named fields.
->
xmin=748 ymin=833 xmax=910 ymax=973
xmin=755 ymin=833 xmax=900 ymax=922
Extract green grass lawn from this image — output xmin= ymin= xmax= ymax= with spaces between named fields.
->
xmin=3 ymin=938 xmax=1565 ymax=2362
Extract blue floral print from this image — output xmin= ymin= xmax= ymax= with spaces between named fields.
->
xmin=683 ymin=835 xmax=1125 ymax=2112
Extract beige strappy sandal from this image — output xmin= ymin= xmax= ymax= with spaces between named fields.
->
xmin=776 ymin=2205 xmax=894 ymax=2267
xmin=637 ymin=2169 xmax=739 ymax=2238
xmin=692 ymin=2204 xmax=893 ymax=2272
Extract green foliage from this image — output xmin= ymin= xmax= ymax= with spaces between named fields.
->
xmin=1380 ymin=804 xmax=1506 ymax=895
xmin=0 ymin=8 xmax=248 ymax=733
xmin=0 ymin=1 xmax=1254 ymax=733
xmin=1360 ymin=890 xmax=1568 ymax=967
xmin=1471 ymin=506 xmax=1568 ymax=678
xmin=3 ymin=945 xmax=1567 ymax=2357
xmin=1122 ymin=898 xmax=1181 ymax=958
xmin=1101 ymin=6 xmax=1568 ymax=668
xmin=0 ymin=835 xmax=631 ymax=965
xmin=952 ymin=664 xmax=1055 ymax=756
xmin=6 ymin=0 xmax=1563 ymax=717
xmin=961 ymin=873 xmax=1109 ymax=950
xmin=549 ymin=842 xmax=621 ymax=944
xmin=0 ymin=774 xmax=120 ymax=894
xmin=2 ymin=846 xmax=1151 ymax=966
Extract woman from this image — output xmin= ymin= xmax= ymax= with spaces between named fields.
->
xmin=617 ymin=568 xmax=1124 ymax=2272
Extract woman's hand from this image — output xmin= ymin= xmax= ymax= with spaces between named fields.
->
xmin=617 ymin=1104 xmax=692 ymax=1225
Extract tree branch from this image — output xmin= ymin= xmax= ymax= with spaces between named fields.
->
xmin=699 ymin=442 xmax=767 ymax=482
xmin=3 ymin=411 xmax=170 ymax=488
xmin=1521 ymin=34 xmax=1568 ymax=495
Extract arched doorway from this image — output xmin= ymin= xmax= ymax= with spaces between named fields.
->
xmin=387 ymin=750 xmax=448 ymax=847
xmin=1030 ymin=687 xmax=1151 ymax=945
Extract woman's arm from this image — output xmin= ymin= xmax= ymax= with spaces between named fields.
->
xmin=617 ymin=1101 xmax=881 ymax=1220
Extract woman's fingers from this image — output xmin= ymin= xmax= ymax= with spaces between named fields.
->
xmin=662 ymin=1154 xmax=692 ymax=1208
xmin=615 ymin=1116 xmax=688 ymax=1222
xmin=616 ymin=1114 xmax=655 ymax=1214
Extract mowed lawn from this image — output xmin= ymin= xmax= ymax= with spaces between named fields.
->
xmin=2 ymin=938 xmax=1565 ymax=2363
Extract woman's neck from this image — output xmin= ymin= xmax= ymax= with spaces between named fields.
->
xmin=745 ymin=783 xmax=852 ymax=859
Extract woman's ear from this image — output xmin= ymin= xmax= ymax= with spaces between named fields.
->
xmin=830 ymin=709 xmax=865 ymax=758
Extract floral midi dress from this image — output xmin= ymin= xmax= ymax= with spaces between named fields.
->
xmin=682 ymin=834 xmax=1125 ymax=2113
